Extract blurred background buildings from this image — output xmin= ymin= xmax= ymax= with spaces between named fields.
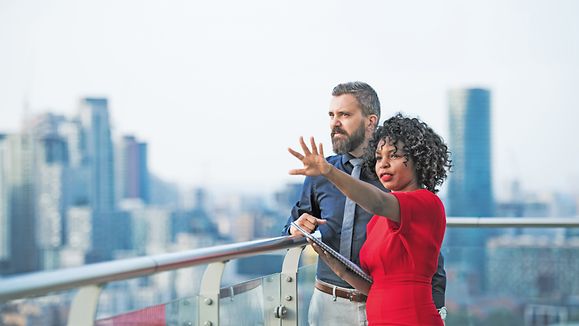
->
xmin=1 ymin=1 xmax=579 ymax=324
xmin=1 ymin=87 xmax=578 ymax=325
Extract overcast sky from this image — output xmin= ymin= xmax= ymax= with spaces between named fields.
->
xmin=1 ymin=0 xmax=578 ymax=198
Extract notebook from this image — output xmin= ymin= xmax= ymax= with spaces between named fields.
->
xmin=291 ymin=221 xmax=373 ymax=284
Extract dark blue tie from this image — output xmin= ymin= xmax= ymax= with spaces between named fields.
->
xmin=339 ymin=158 xmax=363 ymax=260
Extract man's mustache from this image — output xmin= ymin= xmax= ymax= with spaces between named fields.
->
xmin=331 ymin=128 xmax=347 ymax=137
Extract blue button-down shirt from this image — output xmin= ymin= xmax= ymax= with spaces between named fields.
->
xmin=282 ymin=153 xmax=387 ymax=288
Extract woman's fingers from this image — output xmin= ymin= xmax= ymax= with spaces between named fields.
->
xmin=309 ymin=241 xmax=328 ymax=258
xmin=308 ymin=240 xmax=321 ymax=253
xmin=288 ymin=168 xmax=307 ymax=176
xmin=288 ymin=146 xmax=306 ymax=175
xmin=290 ymin=136 xmax=323 ymax=161
xmin=310 ymin=137 xmax=318 ymax=156
xmin=287 ymin=147 xmax=304 ymax=160
xmin=299 ymin=136 xmax=312 ymax=156
xmin=288 ymin=137 xmax=326 ymax=176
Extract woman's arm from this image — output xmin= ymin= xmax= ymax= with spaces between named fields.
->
xmin=323 ymin=165 xmax=400 ymax=223
xmin=309 ymin=240 xmax=371 ymax=294
xmin=289 ymin=136 xmax=400 ymax=223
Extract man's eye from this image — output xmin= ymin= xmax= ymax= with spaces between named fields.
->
xmin=375 ymin=156 xmax=382 ymax=161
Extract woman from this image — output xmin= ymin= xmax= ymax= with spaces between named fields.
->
xmin=288 ymin=113 xmax=452 ymax=325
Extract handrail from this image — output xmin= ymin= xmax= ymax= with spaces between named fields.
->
xmin=0 ymin=235 xmax=307 ymax=303
xmin=447 ymin=217 xmax=579 ymax=227
xmin=1 ymin=217 xmax=578 ymax=303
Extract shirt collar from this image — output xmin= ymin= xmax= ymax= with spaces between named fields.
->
xmin=341 ymin=152 xmax=362 ymax=165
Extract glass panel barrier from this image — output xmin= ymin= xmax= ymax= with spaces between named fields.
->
xmin=296 ymin=249 xmax=317 ymax=326
xmin=95 ymin=295 xmax=199 ymax=326
xmin=95 ymin=265 xmax=205 ymax=325
xmin=0 ymin=291 xmax=74 ymax=325
xmin=219 ymin=273 xmax=280 ymax=326
xmin=4 ymin=225 xmax=578 ymax=326
xmin=96 ymin=303 xmax=167 ymax=325
xmin=166 ymin=295 xmax=198 ymax=326
xmin=443 ymin=227 xmax=579 ymax=326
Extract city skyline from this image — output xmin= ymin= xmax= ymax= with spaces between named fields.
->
xmin=1 ymin=0 xmax=578 ymax=197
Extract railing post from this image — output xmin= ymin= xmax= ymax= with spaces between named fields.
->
xmin=199 ymin=261 xmax=226 ymax=326
xmin=278 ymin=246 xmax=303 ymax=326
xmin=66 ymin=284 xmax=104 ymax=326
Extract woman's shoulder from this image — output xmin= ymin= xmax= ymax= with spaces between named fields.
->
xmin=392 ymin=189 xmax=443 ymax=212
xmin=392 ymin=188 xmax=438 ymax=200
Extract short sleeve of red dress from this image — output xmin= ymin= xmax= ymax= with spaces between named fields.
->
xmin=389 ymin=189 xmax=446 ymax=277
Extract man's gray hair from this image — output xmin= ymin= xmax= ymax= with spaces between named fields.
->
xmin=332 ymin=81 xmax=381 ymax=121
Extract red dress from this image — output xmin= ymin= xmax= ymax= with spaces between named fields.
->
xmin=360 ymin=189 xmax=446 ymax=325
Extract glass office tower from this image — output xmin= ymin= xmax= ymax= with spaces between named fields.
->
xmin=447 ymin=88 xmax=494 ymax=217
xmin=79 ymin=97 xmax=117 ymax=262
xmin=445 ymin=88 xmax=495 ymax=292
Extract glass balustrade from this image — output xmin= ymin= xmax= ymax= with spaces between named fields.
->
xmin=0 ymin=291 xmax=74 ymax=325
xmin=296 ymin=263 xmax=316 ymax=326
xmin=442 ymin=227 xmax=579 ymax=325
xmin=2 ymin=223 xmax=579 ymax=326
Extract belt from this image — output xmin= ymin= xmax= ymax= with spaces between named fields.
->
xmin=315 ymin=280 xmax=367 ymax=303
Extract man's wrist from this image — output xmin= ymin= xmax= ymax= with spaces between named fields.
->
xmin=438 ymin=306 xmax=447 ymax=321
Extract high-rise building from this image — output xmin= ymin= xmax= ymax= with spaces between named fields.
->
xmin=78 ymin=97 xmax=117 ymax=262
xmin=445 ymin=88 xmax=495 ymax=292
xmin=59 ymin=118 xmax=89 ymax=207
xmin=36 ymin=136 xmax=68 ymax=269
xmin=28 ymin=113 xmax=70 ymax=270
xmin=79 ymin=97 xmax=116 ymax=213
xmin=0 ymin=134 xmax=39 ymax=275
xmin=447 ymin=88 xmax=494 ymax=217
xmin=116 ymin=135 xmax=150 ymax=204
xmin=0 ymin=134 xmax=8 ymax=262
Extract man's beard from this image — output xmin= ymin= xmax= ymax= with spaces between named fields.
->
xmin=331 ymin=121 xmax=366 ymax=154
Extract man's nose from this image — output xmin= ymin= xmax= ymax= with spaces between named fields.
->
xmin=330 ymin=117 xmax=341 ymax=128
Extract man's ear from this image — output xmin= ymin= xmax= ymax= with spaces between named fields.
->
xmin=367 ymin=115 xmax=378 ymax=130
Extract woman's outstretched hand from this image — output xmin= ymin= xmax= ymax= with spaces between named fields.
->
xmin=288 ymin=136 xmax=332 ymax=176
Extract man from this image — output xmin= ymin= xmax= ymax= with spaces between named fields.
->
xmin=282 ymin=81 xmax=446 ymax=325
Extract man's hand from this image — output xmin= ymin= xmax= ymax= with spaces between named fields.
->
xmin=290 ymin=213 xmax=326 ymax=235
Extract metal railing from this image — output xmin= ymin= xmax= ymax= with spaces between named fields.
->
xmin=1 ymin=217 xmax=578 ymax=325
xmin=0 ymin=235 xmax=307 ymax=302
xmin=446 ymin=217 xmax=579 ymax=228
xmin=0 ymin=235 xmax=308 ymax=325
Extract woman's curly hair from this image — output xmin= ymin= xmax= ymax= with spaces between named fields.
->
xmin=363 ymin=113 xmax=452 ymax=193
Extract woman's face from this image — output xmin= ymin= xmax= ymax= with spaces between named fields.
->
xmin=374 ymin=139 xmax=419 ymax=192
